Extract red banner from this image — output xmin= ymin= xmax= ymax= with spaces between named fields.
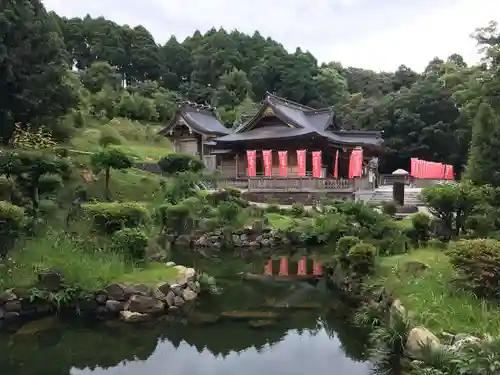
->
xmin=246 ymin=150 xmax=256 ymax=177
xmin=278 ymin=151 xmax=288 ymax=177
xmin=312 ymin=151 xmax=322 ymax=178
xmin=297 ymin=150 xmax=306 ymax=177
xmin=262 ymin=150 xmax=272 ymax=177
xmin=333 ymin=150 xmax=339 ymax=178
xmin=348 ymin=148 xmax=363 ymax=178
xmin=445 ymin=165 xmax=454 ymax=180
xmin=410 ymin=158 xmax=419 ymax=177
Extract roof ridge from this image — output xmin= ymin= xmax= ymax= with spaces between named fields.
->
xmin=180 ymin=103 xmax=217 ymax=117
xmin=265 ymin=92 xmax=315 ymax=111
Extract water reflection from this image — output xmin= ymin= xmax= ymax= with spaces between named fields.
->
xmin=0 ymin=250 xmax=376 ymax=375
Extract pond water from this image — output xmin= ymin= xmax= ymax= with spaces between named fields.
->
xmin=0 ymin=250 xmax=382 ymax=375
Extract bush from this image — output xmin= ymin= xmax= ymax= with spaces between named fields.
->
xmin=337 ymin=236 xmax=361 ymax=255
xmin=111 ymin=228 xmax=148 ymax=260
xmin=82 ymin=202 xmax=150 ymax=233
xmin=347 ymin=242 xmax=377 ymax=274
xmin=224 ymin=186 xmax=242 ymax=198
xmin=38 ymin=175 xmax=63 ymax=197
xmin=158 ymin=153 xmax=204 ymax=175
xmin=447 ymin=239 xmax=500 ymax=298
xmin=265 ymin=204 xmax=281 ymax=213
xmin=381 ymin=201 xmax=397 ymax=215
xmin=0 ymin=176 xmax=13 ymax=200
xmin=291 ymin=203 xmax=306 ymax=217
xmin=427 ymin=238 xmax=445 ymax=249
xmin=0 ymin=201 xmax=25 ymax=254
xmin=410 ymin=212 xmax=432 ymax=246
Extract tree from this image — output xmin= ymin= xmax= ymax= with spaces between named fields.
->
xmin=0 ymin=0 xmax=78 ymax=143
xmin=91 ymin=148 xmax=133 ymax=200
xmin=467 ymin=103 xmax=500 ymax=186
xmin=158 ymin=153 xmax=204 ymax=175
xmin=81 ymin=61 xmax=122 ymax=93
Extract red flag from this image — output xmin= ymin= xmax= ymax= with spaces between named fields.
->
xmin=278 ymin=151 xmax=288 ymax=177
xmin=333 ymin=150 xmax=339 ymax=178
xmin=262 ymin=150 xmax=272 ymax=177
xmin=348 ymin=148 xmax=363 ymax=178
xmin=410 ymin=158 xmax=418 ymax=177
xmin=445 ymin=165 xmax=454 ymax=180
xmin=246 ymin=150 xmax=256 ymax=177
xmin=297 ymin=150 xmax=306 ymax=177
xmin=312 ymin=151 xmax=322 ymax=178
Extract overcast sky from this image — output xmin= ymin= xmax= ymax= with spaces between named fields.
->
xmin=43 ymin=0 xmax=500 ymax=72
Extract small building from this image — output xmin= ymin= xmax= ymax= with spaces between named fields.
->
xmin=160 ymin=93 xmax=383 ymax=202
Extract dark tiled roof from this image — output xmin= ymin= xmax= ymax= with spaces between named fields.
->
xmin=212 ymin=93 xmax=382 ymax=148
xmin=160 ymin=104 xmax=230 ymax=136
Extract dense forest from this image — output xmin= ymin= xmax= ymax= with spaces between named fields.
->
xmin=2 ymin=0 xmax=500 ymax=177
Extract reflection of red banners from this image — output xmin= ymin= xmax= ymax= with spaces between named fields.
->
xmin=312 ymin=151 xmax=322 ymax=178
xmin=246 ymin=150 xmax=256 ymax=177
xmin=262 ymin=150 xmax=272 ymax=177
xmin=348 ymin=148 xmax=363 ymax=178
xmin=297 ymin=150 xmax=306 ymax=177
xmin=333 ymin=150 xmax=339 ymax=178
xmin=278 ymin=151 xmax=288 ymax=177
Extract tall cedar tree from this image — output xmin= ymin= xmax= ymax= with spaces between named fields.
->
xmin=467 ymin=102 xmax=500 ymax=186
xmin=0 ymin=0 xmax=77 ymax=143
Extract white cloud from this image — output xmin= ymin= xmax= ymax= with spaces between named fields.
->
xmin=42 ymin=0 xmax=500 ymax=72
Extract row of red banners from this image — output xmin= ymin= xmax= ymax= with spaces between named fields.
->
xmin=410 ymin=158 xmax=454 ymax=179
xmin=246 ymin=149 xmax=364 ymax=178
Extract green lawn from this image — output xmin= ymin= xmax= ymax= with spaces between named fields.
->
xmin=372 ymin=248 xmax=500 ymax=336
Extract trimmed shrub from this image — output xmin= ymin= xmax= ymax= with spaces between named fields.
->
xmin=265 ymin=204 xmax=281 ymax=214
xmin=158 ymin=153 xmax=204 ymax=175
xmin=447 ymin=239 xmax=500 ymax=298
xmin=111 ymin=228 xmax=148 ymax=259
xmin=410 ymin=212 xmax=432 ymax=245
xmin=38 ymin=175 xmax=63 ymax=197
xmin=337 ymin=236 xmax=361 ymax=255
xmin=82 ymin=202 xmax=150 ymax=233
xmin=224 ymin=186 xmax=242 ymax=198
xmin=347 ymin=242 xmax=377 ymax=274
xmin=291 ymin=203 xmax=306 ymax=217
xmin=427 ymin=238 xmax=445 ymax=249
xmin=0 ymin=176 xmax=13 ymax=200
xmin=0 ymin=201 xmax=25 ymax=234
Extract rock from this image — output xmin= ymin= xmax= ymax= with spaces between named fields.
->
xmin=105 ymin=300 xmax=125 ymax=313
xmin=37 ymin=270 xmax=62 ymax=292
xmin=173 ymin=296 xmax=184 ymax=307
xmin=174 ymin=265 xmax=187 ymax=274
xmin=240 ymin=234 xmax=249 ymax=242
xmin=182 ymin=288 xmax=197 ymax=302
xmin=95 ymin=293 xmax=108 ymax=305
xmin=185 ymin=268 xmax=196 ymax=281
xmin=153 ymin=282 xmax=171 ymax=301
xmin=171 ymin=285 xmax=184 ymax=297
xmin=166 ymin=261 xmax=176 ymax=267
xmin=187 ymin=281 xmax=200 ymax=294
xmin=120 ymin=310 xmax=151 ymax=323
xmin=125 ymin=295 xmax=164 ymax=314
xmin=249 ymin=241 xmax=259 ymax=248
xmin=105 ymin=284 xmax=149 ymax=301
xmin=4 ymin=312 xmax=20 ymax=321
xmin=405 ymin=327 xmax=442 ymax=360
xmin=403 ymin=261 xmax=429 ymax=275
xmin=0 ymin=290 xmax=17 ymax=304
xmin=390 ymin=299 xmax=406 ymax=325
xmin=165 ymin=291 xmax=176 ymax=307
xmin=167 ymin=306 xmax=180 ymax=315
xmin=450 ymin=335 xmax=481 ymax=351
xmin=14 ymin=316 xmax=64 ymax=336
xmin=4 ymin=299 xmax=21 ymax=312
xmin=77 ymin=297 xmax=99 ymax=312
xmin=221 ymin=311 xmax=279 ymax=320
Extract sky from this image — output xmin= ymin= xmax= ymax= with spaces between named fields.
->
xmin=43 ymin=0 xmax=500 ymax=72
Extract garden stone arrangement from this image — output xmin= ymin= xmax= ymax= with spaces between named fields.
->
xmin=0 ymin=265 xmax=200 ymax=325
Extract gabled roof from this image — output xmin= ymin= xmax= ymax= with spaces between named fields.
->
xmin=212 ymin=93 xmax=383 ymax=148
xmin=159 ymin=103 xmax=230 ymax=136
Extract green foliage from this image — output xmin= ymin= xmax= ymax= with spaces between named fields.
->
xmin=90 ymin=148 xmax=133 ymax=200
xmin=291 ymin=203 xmax=306 ymax=217
xmin=158 ymin=153 xmax=204 ymax=175
xmin=111 ymin=228 xmax=148 ymax=260
xmin=0 ymin=201 xmax=25 ymax=234
xmin=336 ymin=236 xmax=361 ymax=255
xmin=410 ymin=212 xmax=432 ymax=246
xmin=157 ymin=203 xmax=193 ymax=240
xmin=447 ymin=239 xmax=500 ymax=299
xmin=216 ymin=201 xmax=243 ymax=227
xmin=0 ymin=176 xmax=13 ymax=200
xmin=381 ymin=201 xmax=397 ymax=215
xmin=347 ymin=243 xmax=377 ymax=274
xmin=426 ymin=238 xmax=445 ymax=249
xmin=82 ymin=202 xmax=150 ymax=234
xmin=265 ymin=204 xmax=281 ymax=214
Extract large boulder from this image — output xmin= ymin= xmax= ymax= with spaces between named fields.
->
xmin=152 ymin=282 xmax=171 ymax=302
xmin=105 ymin=284 xmax=149 ymax=301
xmin=405 ymin=327 xmax=442 ymax=360
xmin=125 ymin=295 xmax=164 ymax=314
xmin=182 ymin=288 xmax=197 ymax=302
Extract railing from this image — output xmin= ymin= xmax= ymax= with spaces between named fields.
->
xmin=217 ymin=178 xmax=249 ymax=189
xmin=247 ymin=177 xmax=354 ymax=191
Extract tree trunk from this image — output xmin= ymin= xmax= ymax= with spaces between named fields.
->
xmin=105 ymin=167 xmax=110 ymax=201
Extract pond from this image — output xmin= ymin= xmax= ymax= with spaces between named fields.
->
xmin=0 ymin=250 xmax=382 ymax=375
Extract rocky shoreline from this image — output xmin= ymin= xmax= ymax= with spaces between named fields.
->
xmin=0 ymin=264 xmax=201 ymax=327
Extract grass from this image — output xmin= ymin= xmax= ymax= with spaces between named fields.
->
xmin=0 ymin=229 xmax=178 ymax=294
xmin=265 ymin=212 xmax=308 ymax=230
xmin=372 ymin=248 xmax=500 ymax=336
xmin=69 ymin=117 xmax=172 ymax=161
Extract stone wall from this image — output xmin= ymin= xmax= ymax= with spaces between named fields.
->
xmin=242 ymin=191 xmax=354 ymax=205
xmin=0 ymin=265 xmax=200 ymax=327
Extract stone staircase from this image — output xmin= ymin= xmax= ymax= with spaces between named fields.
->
xmin=365 ymin=186 xmax=424 ymax=206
